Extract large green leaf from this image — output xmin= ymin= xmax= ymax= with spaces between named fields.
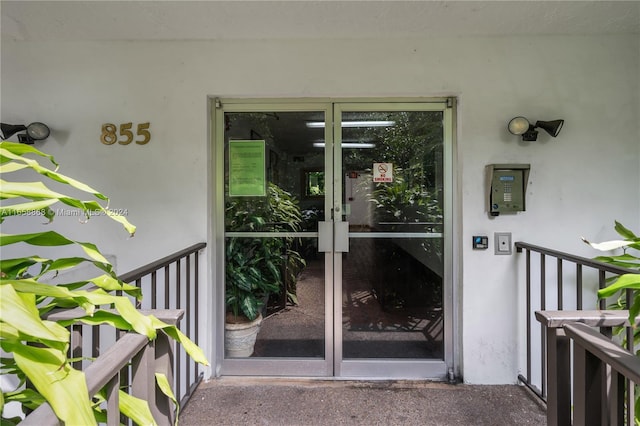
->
xmin=0 ymin=161 xmax=28 ymax=173
xmin=6 ymin=280 xmax=145 ymax=327
xmin=112 ymin=297 xmax=156 ymax=339
xmin=155 ymin=373 xmax=179 ymax=426
xmin=0 ymin=142 xmax=135 ymax=236
xmin=0 ymin=231 xmax=75 ymax=247
xmin=4 ymin=342 xmax=95 ymax=425
xmin=597 ymin=273 xmax=640 ymax=298
xmin=629 ymin=292 xmax=640 ymax=326
xmin=0 ymin=199 xmax=57 ymax=219
xmin=615 ymin=221 xmax=639 ymax=240
xmin=593 ymin=255 xmax=640 ymax=269
xmin=58 ymin=310 xmax=134 ymax=331
xmin=5 ymin=279 xmax=95 ymax=315
xmin=2 ymin=388 xmax=47 ymax=411
xmin=93 ymin=388 xmax=158 ymax=426
xmin=0 ymin=145 xmax=106 ymax=200
xmin=0 ymin=323 xmax=20 ymax=341
xmin=55 ymin=289 xmax=155 ymax=337
xmin=61 ymin=310 xmax=209 ymax=365
xmin=88 ymin=274 xmax=142 ymax=299
xmin=1 ymin=355 xmax=20 ymax=371
xmin=118 ymin=391 xmax=157 ymax=426
xmin=0 ymin=141 xmax=58 ymax=167
xmin=149 ymin=316 xmax=209 ymax=366
xmin=0 ymin=174 xmax=135 ymax=235
xmin=1 ymin=231 xmax=115 ymax=264
xmin=0 ymin=182 xmax=110 ymax=224
xmin=240 ymin=296 xmax=259 ymax=321
xmin=0 ymin=180 xmax=68 ymax=200
xmin=43 ymin=256 xmax=112 ymax=276
xmin=0 ymin=255 xmax=119 ymax=283
xmin=73 ymin=241 xmax=111 ymax=265
xmin=0 ymin=257 xmax=47 ymax=278
xmin=0 ymin=142 xmax=58 ymax=168
xmin=103 ymin=209 xmax=137 ymax=236
xmin=0 ymin=284 xmax=68 ymax=346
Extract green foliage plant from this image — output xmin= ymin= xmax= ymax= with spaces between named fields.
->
xmin=583 ymin=221 xmax=640 ymax=327
xmin=583 ymin=221 xmax=640 ymax=425
xmin=225 ymin=183 xmax=305 ymax=321
xmin=0 ymin=142 xmax=208 ymax=425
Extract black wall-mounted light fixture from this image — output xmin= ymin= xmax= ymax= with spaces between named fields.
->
xmin=508 ymin=117 xmax=564 ymax=141
xmin=1 ymin=122 xmax=50 ymax=144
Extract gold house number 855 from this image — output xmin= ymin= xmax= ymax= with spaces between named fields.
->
xmin=101 ymin=122 xmax=151 ymax=145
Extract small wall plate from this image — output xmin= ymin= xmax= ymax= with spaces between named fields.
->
xmin=494 ymin=232 xmax=512 ymax=255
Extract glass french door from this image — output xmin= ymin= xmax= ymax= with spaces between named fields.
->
xmin=216 ymin=99 xmax=453 ymax=379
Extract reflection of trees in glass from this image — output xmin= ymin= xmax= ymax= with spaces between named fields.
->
xmin=350 ymin=111 xmax=445 ymax=311
xmin=225 ymin=112 xmax=277 ymax=141
xmin=344 ymin=111 xmax=442 ymax=181
xmin=343 ymin=111 xmax=444 ymax=226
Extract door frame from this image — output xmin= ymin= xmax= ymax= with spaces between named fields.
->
xmin=333 ymin=101 xmax=455 ymax=379
xmin=210 ymin=97 xmax=459 ymax=380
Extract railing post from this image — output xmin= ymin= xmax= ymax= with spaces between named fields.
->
xmin=546 ymin=327 xmax=571 ymax=426
xmin=155 ymin=330 xmax=176 ymax=425
xmin=105 ymin=374 xmax=120 ymax=426
xmin=71 ymin=324 xmax=83 ymax=370
xmin=151 ymin=310 xmax=182 ymax=424
xmin=132 ymin=340 xmax=156 ymax=419
xmin=607 ymin=369 xmax=625 ymax=425
xmin=573 ymin=339 xmax=604 ymax=426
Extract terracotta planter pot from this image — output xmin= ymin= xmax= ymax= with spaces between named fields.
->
xmin=224 ymin=313 xmax=263 ymax=357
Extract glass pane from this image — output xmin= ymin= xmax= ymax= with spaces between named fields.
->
xmin=341 ymin=110 xmax=444 ymax=359
xmin=224 ymin=111 xmax=325 ymax=358
xmin=255 ymin=238 xmax=325 ymax=357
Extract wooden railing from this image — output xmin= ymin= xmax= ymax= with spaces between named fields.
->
xmin=515 ymin=241 xmax=636 ymax=400
xmin=536 ymin=310 xmax=639 ymax=425
xmin=22 ymin=310 xmax=183 ymax=426
xmin=118 ymin=243 xmax=206 ymax=406
xmin=566 ymin=322 xmax=640 ymax=426
xmin=20 ymin=243 xmax=207 ymax=424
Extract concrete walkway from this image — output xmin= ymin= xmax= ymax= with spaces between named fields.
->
xmin=179 ymin=378 xmax=546 ymax=426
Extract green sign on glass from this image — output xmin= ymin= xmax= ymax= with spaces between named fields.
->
xmin=229 ymin=140 xmax=266 ymax=197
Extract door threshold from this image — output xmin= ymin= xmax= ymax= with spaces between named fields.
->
xmin=202 ymin=376 xmax=452 ymax=389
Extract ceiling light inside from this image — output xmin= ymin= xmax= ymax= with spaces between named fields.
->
xmin=306 ymin=121 xmax=395 ymax=128
xmin=313 ymin=142 xmax=375 ymax=149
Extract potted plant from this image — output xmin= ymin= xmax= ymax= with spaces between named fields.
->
xmin=224 ymin=183 xmax=305 ymax=357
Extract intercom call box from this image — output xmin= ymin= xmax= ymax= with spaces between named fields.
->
xmin=486 ymin=164 xmax=530 ymax=216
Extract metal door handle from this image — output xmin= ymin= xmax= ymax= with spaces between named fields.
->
xmin=335 ymin=221 xmax=349 ymax=253
xmin=318 ymin=221 xmax=349 ymax=252
xmin=318 ymin=221 xmax=332 ymax=252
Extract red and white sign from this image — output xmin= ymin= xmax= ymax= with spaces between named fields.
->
xmin=373 ymin=162 xmax=393 ymax=182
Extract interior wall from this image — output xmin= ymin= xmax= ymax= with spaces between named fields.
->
xmin=2 ymin=34 xmax=638 ymax=384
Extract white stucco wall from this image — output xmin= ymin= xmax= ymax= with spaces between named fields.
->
xmin=2 ymin=34 xmax=639 ymax=384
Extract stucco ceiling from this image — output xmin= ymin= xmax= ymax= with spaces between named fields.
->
xmin=2 ymin=0 xmax=639 ymax=42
